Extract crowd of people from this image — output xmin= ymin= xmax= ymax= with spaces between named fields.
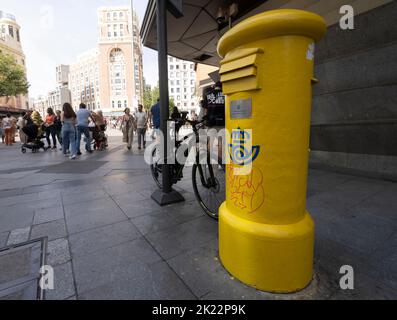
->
xmin=0 ymin=102 xmax=157 ymax=158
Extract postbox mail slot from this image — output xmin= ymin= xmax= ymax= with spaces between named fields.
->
xmin=220 ymin=55 xmax=257 ymax=74
xmin=221 ymin=66 xmax=257 ymax=82
xmin=220 ymin=50 xmax=263 ymax=94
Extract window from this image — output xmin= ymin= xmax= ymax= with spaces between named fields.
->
xmin=112 ymin=101 xmax=115 ymax=108
xmin=120 ymin=12 xmax=124 ymax=18
xmin=16 ymin=29 xmax=20 ymax=42
xmin=113 ymin=12 xmax=117 ymax=20
xmin=176 ymin=65 xmax=180 ymax=70
xmin=118 ymin=101 xmax=122 ymax=108
xmin=8 ymin=25 xmax=13 ymax=38
xmin=124 ymin=100 xmax=127 ymax=108
xmin=120 ymin=24 xmax=124 ymax=29
xmin=107 ymin=13 xmax=111 ymax=20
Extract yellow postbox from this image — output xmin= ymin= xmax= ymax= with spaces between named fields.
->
xmin=218 ymin=9 xmax=326 ymax=293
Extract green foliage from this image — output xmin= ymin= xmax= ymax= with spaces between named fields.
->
xmin=146 ymin=82 xmax=175 ymax=115
xmin=0 ymin=52 xmax=29 ymax=100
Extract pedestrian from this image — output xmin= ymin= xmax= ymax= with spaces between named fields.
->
xmin=2 ymin=113 xmax=13 ymax=146
xmin=61 ymin=103 xmax=78 ymax=160
xmin=54 ymin=110 xmax=63 ymax=150
xmin=135 ymin=104 xmax=148 ymax=150
xmin=0 ymin=118 xmax=4 ymax=144
xmin=11 ymin=115 xmax=17 ymax=143
xmin=75 ymin=103 xmax=93 ymax=155
xmin=44 ymin=108 xmax=57 ymax=149
xmin=150 ymin=99 xmax=161 ymax=140
xmin=17 ymin=112 xmax=27 ymax=144
xmin=121 ymin=108 xmax=135 ymax=151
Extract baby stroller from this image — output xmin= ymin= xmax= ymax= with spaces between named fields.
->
xmin=92 ymin=124 xmax=108 ymax=151
xmin=21 ymin=124 xmax=48 ymax=154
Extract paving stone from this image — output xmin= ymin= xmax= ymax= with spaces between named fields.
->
xmin=47 ymin=238 xmax=71 ymax=267
xmin=79 ymin=261 xmax=196 ymax=300
xmin=167 ymin=241 xmax=267 ymax=300
xmin=312 ymin=178 xmax=390 ymax=208
xmin=131 ymin=211 xmax=181 ymax=235
xmin=33 ymin=206 xmax=64 ymax=225
xmin=69 ymin=221 xmax=141 ymax=258
xmin=30 ymin=219 xmax=67 ymax=241
xmin=315 ymin=208 xmax=395 ymax=256
xmin=62 ymin=189 xmax=108 ymax=206
xmin=73 ymin=239 xmax=162 ymax=295
xmin=7 ymin=227 xmax=31 ymax=246
xmin=115 ymin=198 xmax=165 ymax=219
xmin=46 ymin=262 xmax=76 ymax=301
xmin=164 ymin=200 xmax=205 ymax=224
xmin=146 ymin=217 xmax=218 ymax=260
xmin=65 ymin=202 xmax=127 ymax=235
xmin=0 ymin=232 xmax=9 ymax=247
xmin=0 ymin=205 xmax=35 ymax=233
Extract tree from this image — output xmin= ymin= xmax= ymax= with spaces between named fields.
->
xmin=149 ymin=82 xmax=174 ymax=114
xmin=0 ymin=52 xmax=29 ymax=104
xmin=143 ymin=85 xmax=153 ymax=111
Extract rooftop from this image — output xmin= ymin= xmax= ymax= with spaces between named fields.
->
xmin=0 ymin=11 xmax=16 ymax=22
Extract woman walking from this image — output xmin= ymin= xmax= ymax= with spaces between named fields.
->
xmin=2 ymin=114 xmax=13 ymax=146
xmin=44 ymin=108 xmax=57 ymax=149
xmin=54 ymin=110 xmax=63 ymax=150
xmin=61 ymin=103 xmax=77 ymax=160
xmin=121 ymin=108 xmax=135 ymax=151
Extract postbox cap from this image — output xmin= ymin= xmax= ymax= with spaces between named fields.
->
xmin=218 ymin=9 xmax=327 ymax=57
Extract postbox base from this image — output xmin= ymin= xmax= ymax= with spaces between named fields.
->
xmin=219 ymin=203 xmax=315 ymax=293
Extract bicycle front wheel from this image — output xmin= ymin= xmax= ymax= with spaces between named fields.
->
xmin=192 ymin=161 xmax=226 ymax=220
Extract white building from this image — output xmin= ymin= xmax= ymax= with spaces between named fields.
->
xmin=68 ymin=7 xmax=144 ymax=116
xmin=168 ymin=56 xmax=198 ymax=114
xmin=47 ymin=86 xmax=72 ymax=112
xmin=69 ymin=48 xmax=100 ymax=111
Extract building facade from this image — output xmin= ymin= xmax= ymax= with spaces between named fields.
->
xmin=69 ymin=7 xmax=144 ymax=116
xmin=168 ymin=56 xmax=198 ymax=113
xmin=0 ymin=11 xmax=29 ymax=110
xmin=69 ymin=49 xmax=100 ymax=111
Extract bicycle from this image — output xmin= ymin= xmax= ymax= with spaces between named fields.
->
xmin=149 ymin=114 xmax=225 ymax=220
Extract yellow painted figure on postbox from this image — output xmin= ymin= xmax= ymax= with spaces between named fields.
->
xmin=218 ymin=9 xmax=327 ymax=293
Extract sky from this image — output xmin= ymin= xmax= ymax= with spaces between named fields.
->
xmin=0 ymin=0 xmax=159 ymax=98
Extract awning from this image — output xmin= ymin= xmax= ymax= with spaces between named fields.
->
xmin=141 ymin=0 xmax=392 ymax=66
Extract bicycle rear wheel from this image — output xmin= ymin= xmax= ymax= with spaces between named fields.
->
xmin=192 ymin=161 xmax=225 ymax=220
xmin=150 ymin=147 xmax=162 ymax=188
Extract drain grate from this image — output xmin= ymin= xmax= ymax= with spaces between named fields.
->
xmin=0 ymin=238 xmax=47 ymax=300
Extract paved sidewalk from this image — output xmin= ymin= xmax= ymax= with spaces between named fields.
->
xmin=0 ymin=132 xmax=396 ymax=300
